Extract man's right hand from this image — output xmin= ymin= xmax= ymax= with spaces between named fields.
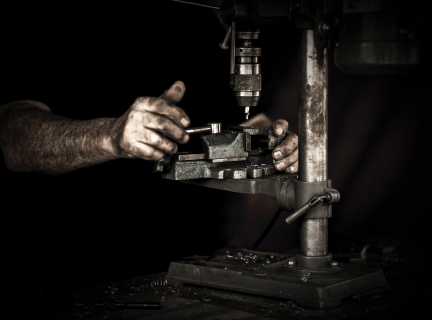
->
xmin=111 ymin=81 xmax=191 ymax=161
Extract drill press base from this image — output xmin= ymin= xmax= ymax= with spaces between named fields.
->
xmin=165 ymin=248 xmax=388 ymax=308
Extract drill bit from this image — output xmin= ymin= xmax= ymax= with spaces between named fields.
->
xmin=245 ymin=106 xmax=250 ymax=120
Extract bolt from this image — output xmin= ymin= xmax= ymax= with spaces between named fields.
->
xmin=219 ymin=26 xmax=232 ymax=50
xmin=330 ymin=261 xmax=338 ymax=267
xmin=288 ymin=260 xmax=295 ymax=266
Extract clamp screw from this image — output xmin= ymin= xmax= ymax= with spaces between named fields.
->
xmin=219 ymin=26 xmax=232 ymax=50
xmin=330 ymin=261 xmax=339 ymax=267
xmin=288 ymin=260 xmax=295 ymax=266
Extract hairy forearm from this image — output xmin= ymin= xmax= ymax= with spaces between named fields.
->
xmin=0 ymin=101 xmax=118 ymax=175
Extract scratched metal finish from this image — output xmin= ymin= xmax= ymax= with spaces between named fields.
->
xmin=298 ymin=29 xmax=329 ymax=258
xmin=298 ymin=29 xmax=328 ymax=183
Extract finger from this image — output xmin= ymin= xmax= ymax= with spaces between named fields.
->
xmin=160 ymin=81 xmax=186 ymax=104
xmin=272 ymin=132 xmax=298 ymax=160
xmin=137 ymin=128 xmax=178 ymax=155
xmin=274 ymin=148 xmax=298 ymax=171
xmin=126 ymin=141 xmax=165 ymax=161
xmin=134 ymin=96 xmax=190 ymax=128
xmin=143 ymin=112 xmax=189 ymax=144
xmin=272 ymin=119 xmax=289 ymax=137
xmin=284 ymin=161 xmax=298 ymax=173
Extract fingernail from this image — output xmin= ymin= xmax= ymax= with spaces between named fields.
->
xmin=276 ymin=127 xmax=283 ymax=136
xmin=173 ymin=86 xmax=181 ymax=93
xmin=181 ymin=117 xmax=190 ymax=127
xmin=290 ymin=166 xmax=295 ymax=172
xmin=274 ymin=151 xmax=282 ymax=159
xmin=275 ymin=162 xmax=283 ymax=170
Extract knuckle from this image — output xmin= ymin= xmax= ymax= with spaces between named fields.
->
xmin=149 ymin=132 xmax=161 ymax=145
xmin=154 ymin=98 xmax=166 ymax=111
xmin=133 ymin=96 xmax=149 ymax=108
xmin=155 ymin=116 xmax=169 ymax=129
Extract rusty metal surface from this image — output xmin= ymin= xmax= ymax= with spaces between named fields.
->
xmin=298 ymin=29 xmax=328 ymax=183
xmin=298 ymin=29 xmax=329 ymax=261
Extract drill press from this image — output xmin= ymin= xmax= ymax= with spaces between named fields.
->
xmin=163 ymin=0 xmax=423 ymax=308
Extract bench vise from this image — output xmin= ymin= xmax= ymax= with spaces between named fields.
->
xmin=154 ymin=123 xmax=284 ymax=180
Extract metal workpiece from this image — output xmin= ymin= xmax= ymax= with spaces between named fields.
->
xmin=298 ymin=30 xmax=328 ymax=183
xmin=300 ymin=219 xmax=328 ymax=257
xmin=201 ymin=133 xmax=249 ymax=159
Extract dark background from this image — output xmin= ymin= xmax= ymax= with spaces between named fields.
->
xmin=1 ymin=1 xmax=430 ymax=297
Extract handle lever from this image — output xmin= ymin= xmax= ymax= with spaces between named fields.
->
xmin=285 ymin=195 xmax=328 ymax=224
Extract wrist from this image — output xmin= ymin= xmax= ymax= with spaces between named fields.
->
xmin=102 ymin=118 xmax=121 ymax=159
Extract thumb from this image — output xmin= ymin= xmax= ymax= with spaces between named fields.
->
xmin=160 ymin=81 xmax=186 ymax=104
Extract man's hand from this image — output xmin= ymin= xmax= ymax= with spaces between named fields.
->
xmin=272 ymin=119 xmax=298 ymax=173
xmin=112 ymin=81 xmax=191 ymax=161
xmin=240 ymin=114 xmax=298 ymax=173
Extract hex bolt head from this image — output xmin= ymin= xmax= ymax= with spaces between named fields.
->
xmin=288 ymin=260 xmax=295 ymax=266
xmin=330 ymin=261 xmax=339 ymax=267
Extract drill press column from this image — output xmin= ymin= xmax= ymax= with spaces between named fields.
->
xmin=298 ymin=30 xmax=329 ymax=259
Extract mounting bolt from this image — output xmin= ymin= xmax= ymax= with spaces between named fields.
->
xmin=288 ymin=260 xmax=295 ymax=266
xmin=330 ymin=261 xmax=339 ymax=267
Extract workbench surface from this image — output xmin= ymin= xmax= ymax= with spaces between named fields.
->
xmin=11 ymin=243 xmax=431 ymax=319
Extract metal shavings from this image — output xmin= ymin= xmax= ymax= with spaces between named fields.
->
xmin=151 ymin=279 xmax=168 ymax=287
xmin=302 ymin=272 xmax=311 ymax=282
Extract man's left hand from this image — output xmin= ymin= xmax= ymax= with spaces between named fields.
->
xmin=240 ymin=114 xmax=298 ymax=173
xmin=271 ymin=119 xmax=298 ymax=173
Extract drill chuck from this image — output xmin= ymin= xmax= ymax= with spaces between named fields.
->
xmin=230 ymin=30 xmax=261 ymax=118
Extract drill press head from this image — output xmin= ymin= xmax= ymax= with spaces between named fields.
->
xmin=231 ymin=30 xmax=261 ymax=119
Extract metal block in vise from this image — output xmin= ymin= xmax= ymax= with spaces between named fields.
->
xmin=201 ymin=133 xmax=249 ymax=159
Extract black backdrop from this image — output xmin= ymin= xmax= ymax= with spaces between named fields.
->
xmin=1 ymin=1 xmax=430 ymax=296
